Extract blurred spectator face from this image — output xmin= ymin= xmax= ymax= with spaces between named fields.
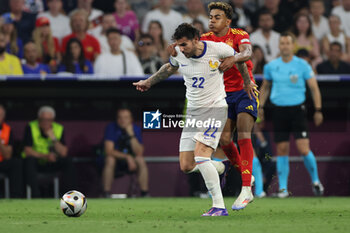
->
xmin=259 ymin=13 xmax=274 ymax=31
xmin=159 ymin=0 xmax=173 ymax=9
xmin=329 ymin=15 xmax=341 ymax=33
xmin=193 ymin=20 xmax=205 ymax=35
xmin=310 ymin=1 xmax=325 ymax=17
xmin=0 ymin=106 xmax=5 ymax=124
xmin=1 ymin=22 xmax=15 ymax=35
xmin=343 ymin=0 xmax=350 ymax=10
xmin=71 ymin=12 xmax=88 ymax=33
xmin=137 ymin=36 xmax=154 ymax=57
xmin=329 ymin=43 xmax=342 ymax=63
xmin=148 ymin=22 xmax=163 ymax=41
xmin=265 ymin=0 xmax=280 ymax=10
xmin=70 ymin=41 xmax=82 ymax=60
xmin=114 ymin=0 xmax=127 ymax=13
xmin=47 ymin=0 xmax=63 ymax=13
xmin=107 ymin=31 xmax=122 ymax=53
xmin=102 ymin=15 xmax=117 ymax=32
xmin=296 ymin=15 xmax=310 ymax=34
xmin=24 ymin=42 xmax=38 ymax=64
xmin=232 ymin=0 xmax=244 ymax=8
xmin=0 ymin=33 xmax=6 ymax=54
xmin=10 ymin=0 xmax=24 ymax=13
xmin=279 ymin=35 xmax=294 ymax=57
xmin=209 ymin=9 xmax=231 ymax=34
xmin=38 ymin=111 xmax=55 ymax=131
xmin=117 ymin=109 xmax=132 ymax=129
xmin=253 ymin=46 xmax=265 ymax=63
xmin=78 ymin=0 xmax=93 ymax=7
xmin=187 ymin=0 xmax=203 ymax=14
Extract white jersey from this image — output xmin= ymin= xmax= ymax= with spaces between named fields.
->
xmin=169 ymin=41 xmax=235 ymax=108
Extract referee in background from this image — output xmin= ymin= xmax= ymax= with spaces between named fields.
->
xmin=259 ymin=32 xmax=324 ymax=198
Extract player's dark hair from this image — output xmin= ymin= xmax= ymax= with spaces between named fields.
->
xmin=280 ymin=32 xmax=296 ymax=43
xmin=208 ymin=2 xmax=233 ymax=20
xmin=330 ymin=41 xmax=343 ymax=51
xmin=106 ymin=27 xmax=122 ymax=37
xmin=172 ymin=23 xmax=200 ymax=41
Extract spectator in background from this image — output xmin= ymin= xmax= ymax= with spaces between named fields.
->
xmin=24 ymin=0 xmax=44 ymax=14
xmin=322 ymin=15 xmax=350 ymax=62
xmin=37 ymin=0 xmax=71 ymax=42
xmin=23 ymin=106 xmax=74 ymax=197
xmin=77 ymin=0 xmax=103 ymax=29
xmin=254 ymin=0 xmax=292 ymax=33
xmin=229 ymin=0 xmax=253 ymax=33
xmin=58 ymin=38 xmax=93 ymax=74
xmin=113 ymin=0 xmax=140 ymax=42
xmin=183 ymin=0 xmax=209 ymax=32
xmin=331 ymin=0 xmax=350 ymax=37
xmin=0 ymin=31 xmax=23 ymax=75
xmin=251 ymin=45 xmax=266 ymax=74
xmin=317 ymin=42 xmax=350 ymax=74
xmin=89 ymin=14 xmax=135 ymax=54
xmin=291 ymin=13 xmax=322 ymax=68
xmin=192 ymin=19 xmax=206 ymax=35
xmin=137 ymin=34 xmax=163 ymax=75
xmin=7 ymin=0 xmax=36 ymax=43
xmin=22 ymin=41 xmax=51 ymax=74
xmin=250 ymin=10 xmax=280 ymax=62
xmin=102 ymin=108 xmax=149 ymax=197
xmin=94 ymin=28 xmax=144 ymax=76
xmin=148 ymin=21 xmax=168 ymax=63
xmin=1 ymin=13 xmax=23 ymax=58
xmin=32 ymin=17 xmax=61 ymax=72
xmin=142 ymin=0 xmax=183 ymax=42
xmin=0 ymin=104 xmax=23 ymax=198
xmin=61 ymin=9 xmax=101 ymax=62
xmin=309 ymin=0 xmax=330 ymax=42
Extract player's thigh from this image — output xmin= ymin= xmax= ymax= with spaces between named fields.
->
xmin=295 ymin=138 xmax=310 ymax=156
xmin=194 ymin=141 xmax=214 ymax=158
xmin=276 ymin=141 xmax=290 ymax=156
xmin=220 ymin=118 xmax=236 ymax=145
xmin=179 ymin=151 xmax=195 ymax=172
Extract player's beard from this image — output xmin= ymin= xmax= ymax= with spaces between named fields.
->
xmin=183 ymin=47 xmax=196 ymax=58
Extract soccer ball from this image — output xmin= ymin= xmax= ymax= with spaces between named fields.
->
xmin=60 ymin=190 xmax=87 ymax=217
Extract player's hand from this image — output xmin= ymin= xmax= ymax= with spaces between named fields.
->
xmin=126 ymin=155 xmax=137 ymax=172
xmin=313 ymin=111 xmax=323 ymax=127
xmin=46 ymin=129 xmax=56 ymax=141
xmin=125 ymin=124 xmax=134 ymax=136
xmin=133 ymin=79 xmax=151 ymax=92
xmin=219 ymin=56 xmax=236 ymax=72
xmin=167 ymin=43 xmax=177 ymax=57
xmin=243 ymin=81 xmax=259 ymax=100
xmin=47 ymin=153 xmax=57 ymax=162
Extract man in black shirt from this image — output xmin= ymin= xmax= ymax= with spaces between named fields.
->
xmin=317 ymin=42 xmax=350 ymax=74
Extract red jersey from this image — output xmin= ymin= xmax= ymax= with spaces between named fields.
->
xmin=201 ymin=28 xmax=254 ymax=92
xmin=61 ymin=33 xmax=101 ymax=62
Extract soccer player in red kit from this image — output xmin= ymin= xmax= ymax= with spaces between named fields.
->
xmin=201 ymin=2 xmax=258 ymax=210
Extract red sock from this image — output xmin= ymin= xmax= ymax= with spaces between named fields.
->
xmin=221 ymin=141 xmax=242 ymax=173
xmin=238 ymin=138 xmax=254 ymax=187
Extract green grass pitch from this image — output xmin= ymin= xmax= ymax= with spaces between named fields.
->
xmin=0 ymin=197 xmax=349 ymax=233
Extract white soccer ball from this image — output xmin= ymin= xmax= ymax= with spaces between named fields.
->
xmin=60 ymin=190 xmax=87 ymax=217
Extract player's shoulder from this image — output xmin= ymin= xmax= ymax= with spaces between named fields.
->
xmin=230 ymin=28 xmax=249 ymax=36
xmin=201 ymin=31 xmax=214 ymax=38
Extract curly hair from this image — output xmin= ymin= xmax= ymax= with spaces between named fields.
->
xmin=208 ymin=2 xmax=233 ymax=20
xmin=172 ymin=23 xmax=200 ymax=41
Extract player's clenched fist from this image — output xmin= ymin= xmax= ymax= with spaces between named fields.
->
xmin=133 ymin=79 xmax=151 ymax=92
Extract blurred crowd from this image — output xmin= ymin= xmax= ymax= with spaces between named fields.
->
xmin=0 ymin=0 xmax=349 ymax=77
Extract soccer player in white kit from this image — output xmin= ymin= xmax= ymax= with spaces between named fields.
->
xmin=133 ymin=23 xmax=236 ymax=216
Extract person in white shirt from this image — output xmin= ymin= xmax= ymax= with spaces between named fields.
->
xmin=250 ymin=10 xmax=280 ymax=62
xmin=309 ymin=0 xmax=330 ymax=42
xmin=331 ymin=0 xmax=350 ymax=37
xmin=134 ymin=23 xmax=240 ymax=217
xmin=182 ymin=0 xmax=209 ymax=31
xmin=89 ymin=14 xmax=135 ymax=54
xmin=37 ymin=0 xmax=71 ymax=41
xmin=94 ymin=28 xmax=144 ymax=76
xmin=142 ymin=0 xmax=183 ymax=42
xmin=77 ymin=0 xmax=103 ymax=28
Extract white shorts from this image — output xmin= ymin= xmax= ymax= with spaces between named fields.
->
xmin=179 ymin=99 xmax=228 ymax=152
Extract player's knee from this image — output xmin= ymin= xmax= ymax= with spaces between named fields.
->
xmin=277 ymin=146 xmax=288 ymax=155
xmin=299 ymin=149 xmax=309 ymax=156
xmin=180 ymin=163 xmax=195 ymax=173
xmin=219 ymin=135 xmax=231 ymax=146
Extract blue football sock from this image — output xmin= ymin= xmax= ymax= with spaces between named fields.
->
xmin=303 ymin=151 xmax=320 ymax=183
xmin=276 ymin=156 xmax=289 ymax=193
xmin=252 ymin=157 xmax=264 ymax=196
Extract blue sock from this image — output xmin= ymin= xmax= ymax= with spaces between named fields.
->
xmin=276 ymin=156 xmax=289 ymax=193
xmin=303 ymin=151 xmax=320 ymax=183
xmin=252 ymin=157 xmax=264 ymax=196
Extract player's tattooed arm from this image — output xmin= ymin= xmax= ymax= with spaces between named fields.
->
xmin=133 ymin=63 xmax=179 ymax=92
xmin=235 ymin=44 xmax=253 ymax=62
xmin=236 ymin=62 xmax=259 ymax=100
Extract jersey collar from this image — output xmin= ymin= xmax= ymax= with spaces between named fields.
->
xmin=191 ymin=41 xmax=207 ymax=59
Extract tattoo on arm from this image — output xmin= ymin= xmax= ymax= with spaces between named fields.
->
xmin=149 ymin=63 xmax=179 ymax=86
xmin=234 ymin=44 xmax=252 ymax=62
xmin=236 ymin=62 xmax=251 ymax=85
